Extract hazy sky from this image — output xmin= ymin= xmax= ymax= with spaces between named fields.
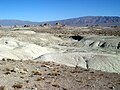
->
xmin=0 ymin=0 xmax=120 ymax=22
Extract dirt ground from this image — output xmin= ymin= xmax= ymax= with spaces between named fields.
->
xmin=0 ymin=59 xmax=120 ymax=90
xmin=0 ymin=26 xmax=120 ymax=90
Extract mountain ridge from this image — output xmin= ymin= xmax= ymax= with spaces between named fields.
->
xmin=0 ymin=16 xmax=120 ymax=26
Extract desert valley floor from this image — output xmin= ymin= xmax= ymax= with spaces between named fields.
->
xmin=0 ymin=26 xmax=120 ymax=90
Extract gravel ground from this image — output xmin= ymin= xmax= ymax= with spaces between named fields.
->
xmin=0 ymin=27 xmax=120 ymax=90
xmin=0 ymin=59 xmax=120 ymax=90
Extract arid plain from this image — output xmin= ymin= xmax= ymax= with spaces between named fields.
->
xmin=0 ymin=25 xmax=120 ymax=90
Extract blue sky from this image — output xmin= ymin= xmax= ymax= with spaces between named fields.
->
xmin=0 ymin=0 xmax=120 ymax=22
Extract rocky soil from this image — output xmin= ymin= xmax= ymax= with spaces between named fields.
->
xmin=0 ymin=59 xmax=120 ymax=90
xmin=0 ymin=26 xmax=120 ymax=90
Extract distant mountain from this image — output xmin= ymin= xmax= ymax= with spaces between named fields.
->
xmin=47 ymin=16 xmax=120 ymax=26
xmin=0 ymin=16 xmax=120 ymax=26
xmin=0 ymin=19 xmax=39 ymax=26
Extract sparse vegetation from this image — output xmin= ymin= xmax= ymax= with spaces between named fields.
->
xmin=0 ymin=24 xmax=120 ymax=90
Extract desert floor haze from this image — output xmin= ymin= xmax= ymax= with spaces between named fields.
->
xmin=0 ymin=25 xmax=120 ymax=90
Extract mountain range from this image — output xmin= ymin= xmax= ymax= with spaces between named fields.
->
xmin=0 ymin=16 xmax=120 ymax=26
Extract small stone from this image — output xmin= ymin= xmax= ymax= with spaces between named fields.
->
xmin=2 ymin=58 xmax=6 ymax=61
xmin=4 ymin=71 xmax=11 ymax=75
xmin=5 ymin=68 xmax=10 ymax=71
xmin=20 ymin=69 xmax=28 ymax=74
xmin=35 ymin=77 xmax=45 ymax=81
xmin=13 ymin=67 xmax=19 ymax=73
xmin=6 ymin=58 xmax=12 ymax=61
xmin=20 ymin=76 xmax=24 ymax=79
xmin=52 ymin=84 xmax=60 ymax=88
xmin=12 ymin=83 xmax=23 ymax=89
xmin=31 ymin=71 xmax=42 ymax=75
xmin=109 ymin=86 xmax=114 ymax=89
xmin=89 ymin=71 xmax=94 ymax=73
xmin=0 ymin=86 xmax=6 ymax=90
xmin=31 ymin=87 xmax=37 ymax=90
xmin=62 ymin=87 xmax=67 ymax=90
xmin=25 ymin=80 xmax=29 ymax=83
xmin=48 ymin=71 xmax=60 ymax=76
xmin=23 ymin=68 xmax=29 ymax=72
xmin=45 ymin=81 xmax=51 ymax=84
xmin=41 ymin=64 xmax=53 ymax=69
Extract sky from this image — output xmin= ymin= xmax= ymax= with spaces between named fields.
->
xmin=0 ymin=0 xmax=120 ymax=22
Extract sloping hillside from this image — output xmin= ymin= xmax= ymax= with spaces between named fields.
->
xmin=47 ymin=16 xmax=120 ymax=26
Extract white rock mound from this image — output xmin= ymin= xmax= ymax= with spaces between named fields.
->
xmin=36 ymin=52 xmax=120 ymax=73
xmin=0 ymin=37 xmax=55 ymax=60
xmin=79 ymin=35 xmax=120 ymax=49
